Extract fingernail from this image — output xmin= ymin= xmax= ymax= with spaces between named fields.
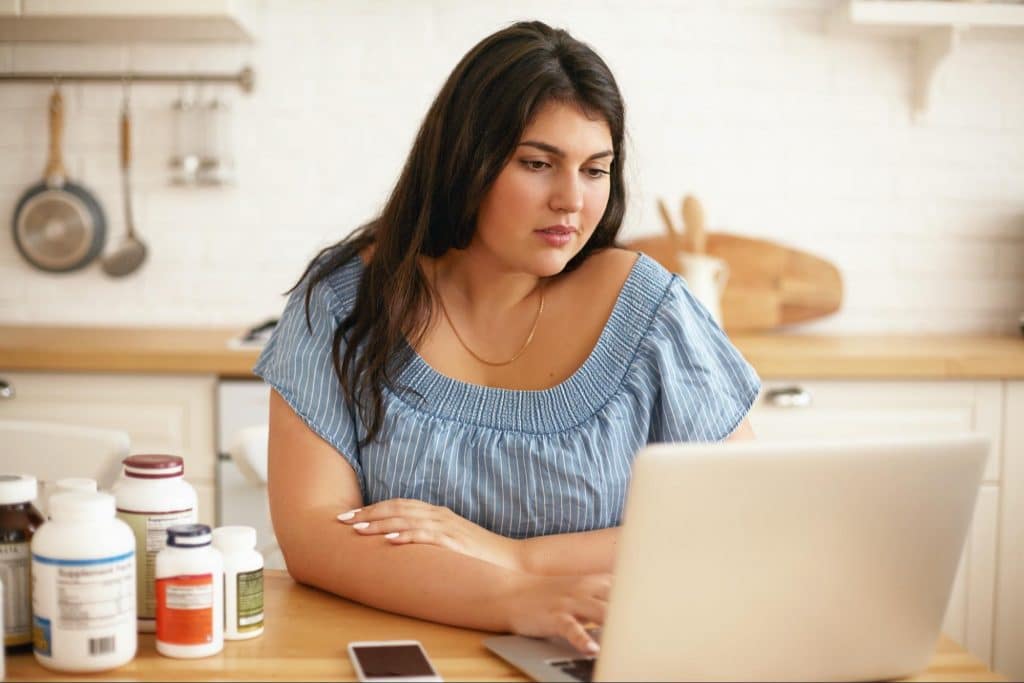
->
xmin=385 ymin=532 xmax=400 ymax=539
xmin=587 ymin=642 xmax=600 ymax=654
xmin=337 ymin=509 xmax=361 ymax=521
xmin=353 ymin=522 xmax=370 ymax=530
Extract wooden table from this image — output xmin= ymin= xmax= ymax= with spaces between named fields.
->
xmin=6 ymin=571 xmax=1005 ymax=681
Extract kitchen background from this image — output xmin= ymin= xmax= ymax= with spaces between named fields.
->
xmin=1 ymin=0 xmax=1022 ymax=333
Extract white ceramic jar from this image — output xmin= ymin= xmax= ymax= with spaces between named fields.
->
xmin=31 ymin=492 xmax=136 ymax=673
xmin=212 ymin=526 xmax=264 ymax=640
xmin=112 ymin=454 xmax=197 ymax=633
xmin=155 ymin=524 xmax=223 ymax=659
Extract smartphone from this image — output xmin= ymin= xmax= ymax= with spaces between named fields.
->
xmin=347 ymin=640 xmax=443 ymax=682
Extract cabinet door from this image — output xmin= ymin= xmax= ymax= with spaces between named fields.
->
xmin=995 ymin=381 xmax=1024 ymax=681
xmin=0 ymin=371 xmax=217 ymax=525
xmin=749 ymin=379 xmax=1002 ymax=666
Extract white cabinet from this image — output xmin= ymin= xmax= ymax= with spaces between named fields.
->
xmin=0 ymin=371 xmax=217 ymax=525
xmin=995 ymin=381 xmax=1024 ymax=681
xmin=0 ymin=0 xmax=253 ymax=42
xmin=749 ymin=379 xmax=1003 ymax=667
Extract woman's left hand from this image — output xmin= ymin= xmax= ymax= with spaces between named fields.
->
xmin=337 ymin=499 xmax=525 ymax=571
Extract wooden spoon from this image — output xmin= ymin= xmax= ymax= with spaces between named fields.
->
xmin=682 ymin=194 xmax=706 ymax=254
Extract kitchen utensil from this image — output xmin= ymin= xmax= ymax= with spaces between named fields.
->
xmin=625 ymin=231 xmax=843 ymax=332
xmin=657 ymin=198 xmax=682 ymax=243
xmin=101 ymin=85 xmax=147 ymax=277
xmin=12 ymin=88 xmax=106 ymax=272
xmin=682 ymin=194 xmax=706 ymax=253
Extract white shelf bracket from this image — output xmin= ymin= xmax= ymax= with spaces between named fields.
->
xmin=913 ymin=25 xmax=961 ymax=123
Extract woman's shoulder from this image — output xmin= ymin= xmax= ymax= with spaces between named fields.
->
xmin=296 ymin=247 xmax=367 ymax=318
xmin=565 ymin=247 xmax=675 ymax=308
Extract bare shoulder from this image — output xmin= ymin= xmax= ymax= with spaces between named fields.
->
xmin=570 ymin=247 xmax=639 ymax=288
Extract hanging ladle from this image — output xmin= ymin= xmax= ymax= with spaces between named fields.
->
xmin=102 ymin=80 xmax=147 ymax=277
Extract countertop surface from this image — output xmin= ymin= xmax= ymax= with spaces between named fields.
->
xmin=4 ymin=570 xmax=1006 ymax=681
xmin=1 ymin=325 xmax=1023 ymax=379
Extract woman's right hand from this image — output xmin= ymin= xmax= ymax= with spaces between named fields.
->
xmin=501 ymin=573 xmax=612 ymax=654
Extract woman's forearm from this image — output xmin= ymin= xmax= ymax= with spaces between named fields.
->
xmin=277 ymin=504 xmax=525 ymax=632
xmin=519 ymin=526 xmax=620 ymax=576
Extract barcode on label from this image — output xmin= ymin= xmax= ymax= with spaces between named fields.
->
xmin=89 ymin=636 xmax=116 ymax=655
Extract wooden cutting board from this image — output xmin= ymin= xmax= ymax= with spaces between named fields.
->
xmin=623 ymin=233 xmax=843 ymax=332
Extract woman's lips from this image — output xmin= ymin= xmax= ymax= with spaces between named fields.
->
xmin=535 ymin=225 xmax=576 ymax=247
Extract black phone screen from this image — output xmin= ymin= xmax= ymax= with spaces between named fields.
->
xmin=352 ymin=644 xmax=436 ymax=678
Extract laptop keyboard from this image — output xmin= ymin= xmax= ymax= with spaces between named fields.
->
xmin=548 ymin=657 xmax=596 ymax=682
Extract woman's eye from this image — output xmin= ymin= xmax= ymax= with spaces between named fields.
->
xmin=521 ymin=159 xmax=550 ymax=171
xmin=584 ymin=168 xmax=610 ymax=179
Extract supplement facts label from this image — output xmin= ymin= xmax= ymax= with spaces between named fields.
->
xmin=1 ymin=541 xmax=31 ymax=646
xmin=156 ymin=574 xmax=214 ymax=645
xmin=117 ymin=508 xmax=195 ymax=621
xmin=31 ymin=551 xmax=135 ymax=661
xmin=236 ymin=568 xmax=264 ymax=631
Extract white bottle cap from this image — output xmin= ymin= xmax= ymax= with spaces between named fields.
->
xmin=48 ymin=491 xmax=116 ymax=522
xmin=55 ymin=477 xmax=98 ymax=494
xmin=0 ymin=474 xmax=38 ymax=505
xmin=212 ymin=525 xmax=257 ymax=552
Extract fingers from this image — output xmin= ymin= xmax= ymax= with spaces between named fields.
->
xmin=384 ymin=528 xmax=462 ymax=553
xmin=337 ymin=499 xmax=440 ymax=524
xmin=559 ymin=614 xmax=601 ymax=655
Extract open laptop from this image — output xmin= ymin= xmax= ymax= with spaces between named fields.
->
xmin=485 ymin=433 xmax=989 ymax=682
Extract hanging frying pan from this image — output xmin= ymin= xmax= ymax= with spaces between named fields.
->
xmin=12 ymin=88 xmax=106 ymax=273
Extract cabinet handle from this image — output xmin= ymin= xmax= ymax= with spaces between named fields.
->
xmin=0 ymin=379 xmax=13 ymax=400
xmin=764 ymin=385 xmax=811 ymax=408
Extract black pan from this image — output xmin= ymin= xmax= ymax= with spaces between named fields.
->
xmin=12 ymin=88 xmax=106 ymax=273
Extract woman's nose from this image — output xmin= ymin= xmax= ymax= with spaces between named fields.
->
xmin=550 ymin=171 xmax=584 ymax=215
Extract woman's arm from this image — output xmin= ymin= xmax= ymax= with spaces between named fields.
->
xmin=267 ymin=389 xmax=607 ymax=653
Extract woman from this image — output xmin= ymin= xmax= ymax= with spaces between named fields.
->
xmin=255 ymin=20 xmax=759 ymax=654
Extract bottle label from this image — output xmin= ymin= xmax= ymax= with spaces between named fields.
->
xmin=1 ymin=541 xmax=32 ymax=646
xmin=116 ymin=508 xmax=195 ymax=622
xmin=30 ymin=551 xmax=135 ymax=661
xmin=235 ymin=568 xmax=264 ymax=632
xmin=156 ymin=573 xmax=214 ymax=645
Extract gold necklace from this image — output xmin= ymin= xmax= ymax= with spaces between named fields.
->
xmin=432 ymin=265 xmax=545 ymax=367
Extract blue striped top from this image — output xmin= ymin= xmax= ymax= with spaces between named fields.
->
xmin=254 ymin=252 xmax=760 ymax=539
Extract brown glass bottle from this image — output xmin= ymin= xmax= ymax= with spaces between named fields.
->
xmin=0 ymin=474 xmax=44 ymax=654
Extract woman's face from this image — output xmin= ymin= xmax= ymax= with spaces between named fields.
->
xmin=473 ymin=100 xmax=614 ymax=277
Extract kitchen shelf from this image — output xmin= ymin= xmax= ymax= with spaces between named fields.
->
xmin=829 ymin=0 xmax=1024 ymax=121
xmin=0 ymin=0 xmax=254 ymax=42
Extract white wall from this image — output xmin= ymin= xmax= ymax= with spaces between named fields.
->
xmin=1 ymin=0 xmax=1022 ymax=333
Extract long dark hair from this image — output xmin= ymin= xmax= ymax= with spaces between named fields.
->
xmin=293 ymin=20 xmax=628 ymax=446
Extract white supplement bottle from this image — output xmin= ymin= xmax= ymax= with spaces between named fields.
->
xmin=45 ymin=479 xmax=98 ymax=520
xmin=155 ymin=524 xmax=223 ymax=658
xmin=212 ymin=526 xmax=264 ymax=640
xmin=112 ymin=454 xmax=197 ymax=633
xmin=31 ymin=492 xmax=136 ymax=673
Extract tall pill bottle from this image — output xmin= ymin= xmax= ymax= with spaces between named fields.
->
xmin=31 ymin=492 xmax=136 ymax=673
xmin=0 ymin=474 xmax=44 ymax=653
xmin=112 ymin=455 xmax=197 ymax=632
xmin=212 ymin=526 xmax=264 ymax=640
xmin=155 ymin=524 xmax=223 ymax=658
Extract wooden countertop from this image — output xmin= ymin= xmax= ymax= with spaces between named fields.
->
xmin=4 ymin=571 xmax=1006 ymax=682
xmin=1 ymin=325 xmax=1023 ymax=379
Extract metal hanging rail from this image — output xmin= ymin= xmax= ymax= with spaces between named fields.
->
xmin=0 ymin=65 xmax=254 ymax=93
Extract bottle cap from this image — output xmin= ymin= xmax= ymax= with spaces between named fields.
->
xmin=123 ymin=454 xmax=184 ymax=479
xmin=212 ymin=525 xmax=257 ymax=552
xmin=0 ymin=474 xmax=38 ymax=505
xmin=49 ymin=491 xmax=116 ymax=522
xmin=55 ymin=477 xmax=98 ymax=494
xmin=167 ymin=523 xmax=212 ymax=548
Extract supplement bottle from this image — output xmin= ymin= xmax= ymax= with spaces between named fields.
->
xmin=45 ymin=478 xmax=98 ymax=520
xmin=212 ymin=526 xmax=264 ymax=640
xmin=112 ymin=454 xmax=197 ymax=632
xmin=31 ymin=492 xmax=136 ymax=673
xmin=155 ymin=524 xmax=223 ymax=659
xmin=0 ymin=474 xmax=44 ymax=653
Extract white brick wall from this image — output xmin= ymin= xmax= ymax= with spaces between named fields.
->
xmin=0 ymin=0 xmax=1022 ymax=333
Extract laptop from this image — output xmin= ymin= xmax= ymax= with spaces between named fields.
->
xmin=485 ymin=433 xmax=989 ymax=682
